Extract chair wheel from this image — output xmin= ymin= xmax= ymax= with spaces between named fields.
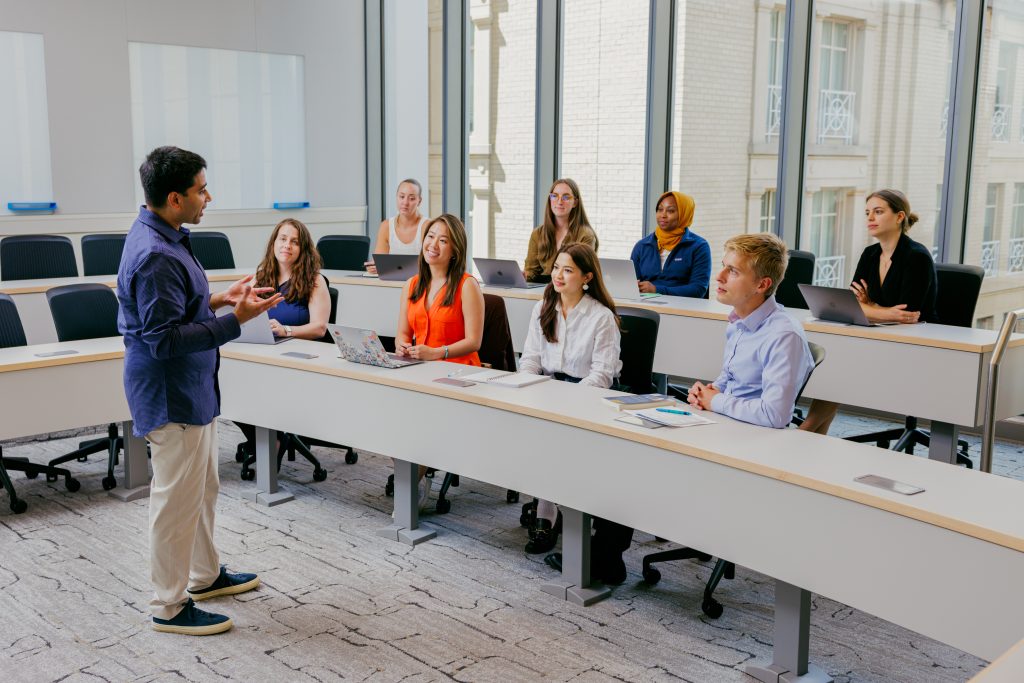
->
xmin=696 ymin=552 xmax=712 ymax=562
xmin=385 ymin=474 xmax=394 ymax=497
xmin=240 ymin=469 xmax=255 ymax=481
xmin=701 ymin=597 xmax=724 ymax=619
xmin=101 ymin=476 xmax=117 ymax=491
xmin=435 ymin=498 xmax=451 ymax=514
xmin=234 ymin=444 xmax=246 ymax=463
xmin=345 ymin=449 xmax=358 ymax=465
xmin=313 ymin=468 xmax=327 ymax=482
xmin=46 ymin=472 xmax=58 ymax=483
xmin=77 ymin=455 xmax=88 ymax=463
xmin=10 ymin=499 xmax=27 ymax=514
xmin=65 ymin=477 xmax=81 ymax=492
xmin=877 ymin=440 xmax=890 ymax=449
xmin=25 ymin=471 xmax=38 ymax=480
xmin=642 ymin=566 xmax=661 ymax=584
xmin=506 ymin=490 xmax=519 ymax=504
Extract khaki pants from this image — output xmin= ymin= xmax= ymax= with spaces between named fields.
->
xmin=147 ymin=421 xmax=221 ymax=620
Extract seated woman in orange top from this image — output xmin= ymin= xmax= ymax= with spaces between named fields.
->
xmin=396 ymin=213 xmax=484 ymax=365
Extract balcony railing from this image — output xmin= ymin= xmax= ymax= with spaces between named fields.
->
xmin=982 ymin=239 xmax=1000 ymax=277
xmin=813 ymin=255 xmax=846 ymax=288
xmin=1009 ymin=237 xmax=1024 ymax=274
xmin=817 ymin=89 xmax=855 ymax=144
xmin=766 ymin=85 xmax=782 ymax=140
xmin=992 ymin=104 xmax=1010 ymax=142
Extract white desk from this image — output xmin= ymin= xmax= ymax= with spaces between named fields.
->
xmin=0 ymin=337 xmax=150 ymax=500
xmin=322 ymin=271 xmax=1024 ymax=465
xmin=973 ymin=636 xmax=1024 ymax=682
xmin=219 ymin=340 xmax=1024 ymax=680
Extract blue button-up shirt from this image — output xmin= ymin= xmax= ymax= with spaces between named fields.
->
xmin=117 ymin=207 xmax=241 ymax=437
xmin=630 ymin=229 xmax=711 ymax=298
xmin=710 ymin=296 xmax=814 ymax=429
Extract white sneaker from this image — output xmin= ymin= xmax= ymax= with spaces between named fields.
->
xmin=418 ymin=476 xmax=433 ymax=511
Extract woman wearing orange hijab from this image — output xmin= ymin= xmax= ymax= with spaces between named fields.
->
xmin=629 ymin=191 xmax=711 ymax=298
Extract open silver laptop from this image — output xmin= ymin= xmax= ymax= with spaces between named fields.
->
xmin=798 ymin=284 xmax=898 ymax=327
xmin=473 ymin=258 xmax=545 ymax=289
xmin=328 ymin=324 xmax=422 ymax=368
xmin=235 ymin=312 xmax=293 ymax=344
xmin=373 ymin=253 xmax=419 ymax=281
xmin=600 ymin=258 xmax=661 ymax=301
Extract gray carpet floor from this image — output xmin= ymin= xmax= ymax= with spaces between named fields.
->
xmin=1 ymin=414 xmax=1019 ymax=683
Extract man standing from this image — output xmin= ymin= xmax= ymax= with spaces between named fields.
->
xmin=118 ymin=146 xmax=283 ymax=635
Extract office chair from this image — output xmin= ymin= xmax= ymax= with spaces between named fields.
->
xmin=0 ymin=235 xmax=78 ymax=281
xmin=81 ymin=234 xmax=128 ymax=276
xmin=44 ymin=284 xmax=124 ymax=490
xmin=844 ymin=264 xmax=983 ymax=468
xmin=775 ymin=250 xmax=815 ymax=310
xmin=188 ymin=231 xmax=235 ymax=269
xmin=238 ymin=282 xmax=356 ymax=482
xmin=317 ymin=235 xmax=371 ymax=271
xmin=641 ymin=341 xmax=826 ymax=619
xmin=0 ymin=294 xmax=80 ymax=513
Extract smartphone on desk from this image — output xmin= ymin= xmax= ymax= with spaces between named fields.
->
xmin=281 ymin=351 xmax=318 ymax=360
xmin=854 ymin=474 xmax=924 ymax=496
xmin=434 ymin=377 xmax=474 ymax=387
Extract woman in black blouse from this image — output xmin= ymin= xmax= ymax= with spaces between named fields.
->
xmin=800 ymin=189 xmax=937 ymax=434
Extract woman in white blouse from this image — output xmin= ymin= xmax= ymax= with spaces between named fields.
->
xmin=519 ymin=243 xmax=622 ymax=555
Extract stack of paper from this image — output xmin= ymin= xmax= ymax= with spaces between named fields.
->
xmin=628 ymin=407 xmax=714 ymax=427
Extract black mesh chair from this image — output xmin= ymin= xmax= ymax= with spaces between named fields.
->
xmin=188 ymin=231 xmax=235 ymax=269
xmin=0 ymin=235 xmax=78 ymax=281
xmin=82 ymin=234 xmax=128 ymax=276
xmin=642 ymin=341 xmax=826 ymax=619
xmin=0 ymin=294 xmax=80 ymax=513
xmin=44 ymin=284 xmax=124 ymax=490
xmin=317 ymin=235 xmax=371 ymax=271
xmin=775 ymin=250 xmax=815 ymax=310
xmin=845 ymin=264 xmax=983 ymax=467
xmin=238 ymin=282 xmax=357 ymax=482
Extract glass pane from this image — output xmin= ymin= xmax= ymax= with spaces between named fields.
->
xmin=562 ymin=0 xmax=649 ymax=258
xmin=671 ymin=3 xmax=786 ymax=269
xmin=467 ymin=1 xmax=536 ymax=261
xmin=129 ymin=42 xmax=306 ymax=210
xmin=965 ymin=0 xmax=1024 ymax=323
xmin=0 ymin=31 xmax=53 ymax=214
xmin=801 ymin=1 xmax=953 ymax=289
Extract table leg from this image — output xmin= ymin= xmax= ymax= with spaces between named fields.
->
xmin=109 ymin=420 xmax=150 ymax=502
xmin=746 ymin=580 xmax=832 ymax=683
xmin=540 ymin=507 xmax=611 ymax=606
xmin=377 ymin=458 xmax=435 ymax=546
xmin=243 ymin=426 xmax=294 ymax=507
xmin=928 ymin=422 xmax=959 ymax=465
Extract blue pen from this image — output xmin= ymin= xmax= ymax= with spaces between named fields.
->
xmin=656 ymin=407 xmax=691 ymax=416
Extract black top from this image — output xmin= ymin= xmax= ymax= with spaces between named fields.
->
xmin=851 ymin=232 xmax=938 ymax=323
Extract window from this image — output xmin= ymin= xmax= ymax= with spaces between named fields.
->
xmin=981 ymin=183 xmax=1001 ymax=277
xmin=993 ymin=42 xmax=1016 ymax=143
xmin=817 ymin=19 xmax=855 ymax=145
xmin=766 ymin=9 xmax=786 ymax=140
xmin=0 ymin=31 xmax=53 ymax=214
xmin=760 ymin=191 xmax=777 ymax=233
xmin=807 ymin=188 xmax=845 ymax=286
xmin=1010 ymin=183 xmax=1024 ymax=273
xmin=128 ymin=43 xmax=306 ymax=210
xmin=561 ymin=0 xmax=649 ymax=259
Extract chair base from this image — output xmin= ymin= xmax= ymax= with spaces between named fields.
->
xmin=845 ymin=417 xmax=972 ymax=467
xmin=47 ymin=422 xmax=121 ymax=490
xmin=642 ymin=545 xmax=734 ymax=619
xmin=1 ymin=445 xmax=80 ymax=513
xmin=239 ymin=434 xmax=351 ymax=482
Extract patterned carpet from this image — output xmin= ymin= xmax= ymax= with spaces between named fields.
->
xmin=1 ymin=414 xmax=1017 ymax=682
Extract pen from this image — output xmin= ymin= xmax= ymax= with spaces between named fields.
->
xmin=655 ymin=407 xmax=691 ymax=416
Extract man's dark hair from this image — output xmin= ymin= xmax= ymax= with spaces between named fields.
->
xmin=140 ymin=146 xmax=207 ymax=208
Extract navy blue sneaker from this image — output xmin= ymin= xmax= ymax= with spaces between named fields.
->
xmin=152 ymin=598 xmax=232 ymax=635
xmin=187 ymin=566 xmax=260 ymax=601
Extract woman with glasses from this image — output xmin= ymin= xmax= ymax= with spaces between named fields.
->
xmin=523 ymin=178 xmax=599 ymax=283
xmin=630 ymin=190 xmax=711 ymax=298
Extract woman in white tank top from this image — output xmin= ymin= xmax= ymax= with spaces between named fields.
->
xmin=367 ymin=179 xmax=427 ymax=272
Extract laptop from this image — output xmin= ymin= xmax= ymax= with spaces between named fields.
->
xmin=600 ymin=258 xmax=662 ymax=301
xmin=798 ymin=284 xmax=898 ymax=327
xmin=373 ymin=253 xmax=419 ymax=282
xmin=473 ymin=258 xmax=545 ymax=289
xmin=234 ymin=312 xmax=293 ymax=344
xmin=328 ymin=324 xmax=423 ymax=368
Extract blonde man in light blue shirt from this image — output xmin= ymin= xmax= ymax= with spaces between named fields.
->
xmin=689 ymin=233 xmax=813 ymax=428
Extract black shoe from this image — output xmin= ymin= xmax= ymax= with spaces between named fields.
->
xmin=525 ymin=518 xmax=560 ymax=554
xmin=187 ymin=566 xmax=260 ymax=601
xmin=152 ymin=598 xmax=232 ymax=635
xmin=544 ymin=552 xmax=562 ymax=572
xmin=592 ymin=553 xmax=627 ymax=585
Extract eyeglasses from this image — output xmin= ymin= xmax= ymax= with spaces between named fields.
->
xmin=549 ymin=193 xmax=575 ymax=203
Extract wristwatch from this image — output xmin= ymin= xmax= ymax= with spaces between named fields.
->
xmin=285 ymin=325 xmax=293 ymax=337
xmin=442 ymin=345 xmax=449 ymax=360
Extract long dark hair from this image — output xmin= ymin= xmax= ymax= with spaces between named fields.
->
xmin=409 ymin=214 xmax=468 ymax=309
xmin=535 ymin=178 xmax=596 ymax=261
xmin=866 ymin=189 xmax=919 ymax=233
xmin=539 ymin=243 xmax=618 ymax=343
xmin=255 ymin=218 xmax=321 ymax=303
